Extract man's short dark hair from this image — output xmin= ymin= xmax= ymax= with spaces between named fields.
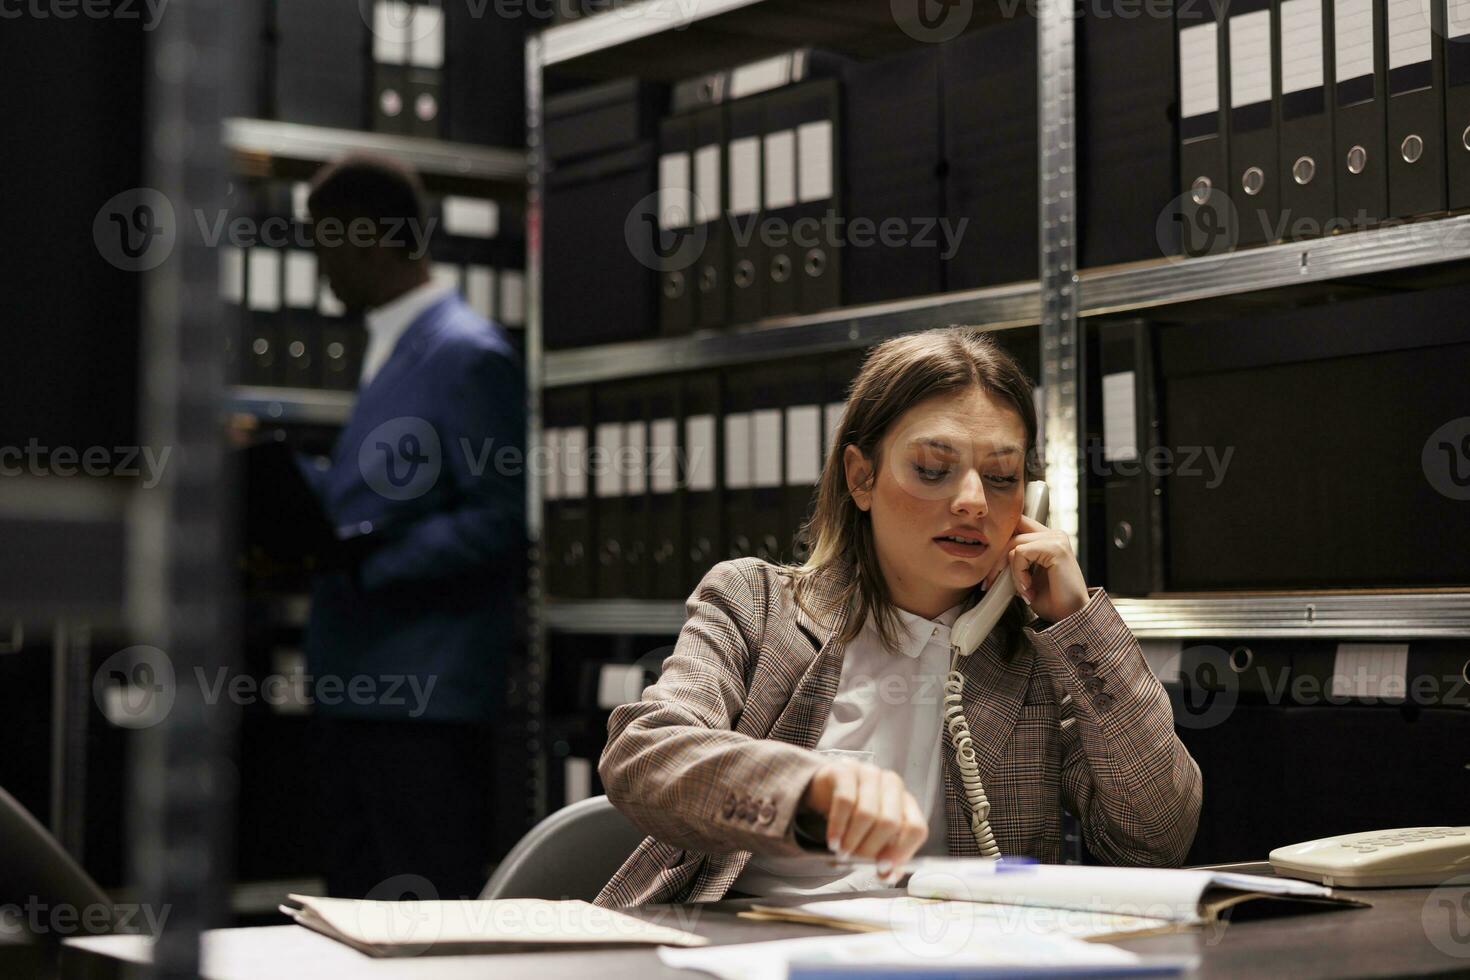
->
xmin=307 ymin=154 xmax=427 ymax=238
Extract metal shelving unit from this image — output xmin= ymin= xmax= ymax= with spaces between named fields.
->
xmin=524 ymin=1 xmax=1470 ymax=820
xmin=225 ymin=385 xmax=355 ymax=427
xmin=225 ymin=117 xmax=527 ymax=191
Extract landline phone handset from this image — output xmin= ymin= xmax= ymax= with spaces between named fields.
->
xmin=943 ymin=481 xmax=1049 ymax=857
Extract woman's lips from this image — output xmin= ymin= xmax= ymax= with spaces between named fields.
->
xmin=934 ymin=538 xmax=988 ymax=559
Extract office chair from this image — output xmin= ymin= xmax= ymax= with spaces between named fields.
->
xmin=480 ymin=795 xmax=647 ymax=901
xmin=0 ymin=785 xmax=113 ymax=940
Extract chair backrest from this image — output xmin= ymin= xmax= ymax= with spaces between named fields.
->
xmin=480 ymin=795 xmax=646 ymax=902
xmin=0 ymin=785 xmax=112 ymax=939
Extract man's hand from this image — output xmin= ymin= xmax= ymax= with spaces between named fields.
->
xmin=801 ymin=760 xmax=928 ymax=882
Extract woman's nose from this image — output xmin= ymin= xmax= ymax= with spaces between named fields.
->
xmin=951 ymin=470 xmax=988 ymax=517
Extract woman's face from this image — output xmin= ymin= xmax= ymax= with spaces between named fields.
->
xmin=843 ymin=385 xmax=1028 ymax=619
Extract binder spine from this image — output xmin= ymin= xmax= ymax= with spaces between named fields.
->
xmin=1228 ymin=0 xmax=1283 ymax=245
xmin=1333 ymin=0 xmax=1390 ymax=224
xmin=1278 ymin=0 xmax=1337 ymax=237
xmin=1447 ymin=0 xmax=1470 ymax=206
xmin=1385 ymin=0 xmax=1447 ymax=215
xmin=1179 ymin=8 xmax=1234 ymax=255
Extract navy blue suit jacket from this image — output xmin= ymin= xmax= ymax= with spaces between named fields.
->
xmin=303 ymin=293 xmax=526 ymax=722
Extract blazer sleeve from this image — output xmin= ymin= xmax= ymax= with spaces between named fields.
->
xmin=1024 ymin=587 xmax=1202 ymax=866
xmin=355 ymin=343 xmax=527 ymax=592
xmin=600 ymin=561 xmax=828 ymax=858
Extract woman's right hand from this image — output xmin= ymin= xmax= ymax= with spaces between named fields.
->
xmin=800 ymin=760 xmax=929 ymax=880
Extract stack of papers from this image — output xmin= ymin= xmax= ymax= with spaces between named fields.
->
xmin=279 ymin=895 xmax=708 ymax=957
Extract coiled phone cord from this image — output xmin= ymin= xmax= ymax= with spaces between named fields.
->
xmin=943 ymin=650 xmax=1001 ymax=858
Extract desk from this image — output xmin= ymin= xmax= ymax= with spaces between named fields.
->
xmin=60 ymin=864 xmax=1470 ymax=979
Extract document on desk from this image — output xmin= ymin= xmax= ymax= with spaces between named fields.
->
xmin=659 ymin=931 xmax=1194 ymax=980
xmin=279 ymin=895 xmax=708 ymax=957
xmin=745 ymin=862 xmax=1368 ymax=942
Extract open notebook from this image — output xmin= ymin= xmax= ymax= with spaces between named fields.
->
xmin=745 ymin=862 xmax=1369 ymax=942
xmin=279 ymin=895 xmax=708 ymax=957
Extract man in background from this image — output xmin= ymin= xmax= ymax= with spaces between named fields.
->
xmin=301 ymin=155 xmax=526 ymax=899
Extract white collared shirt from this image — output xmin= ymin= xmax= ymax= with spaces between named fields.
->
xmin=731 ymin=598 xmax=966 ymax=897
xmin=359 ymin=281 xmax=456 ymax=387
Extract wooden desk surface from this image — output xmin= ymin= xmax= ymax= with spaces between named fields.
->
xmin=59 ymin=865 xmax=1470 ymax=979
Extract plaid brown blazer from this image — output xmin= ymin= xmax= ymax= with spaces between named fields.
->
xmin=594 ymin=557 xmax=1201 ymax=908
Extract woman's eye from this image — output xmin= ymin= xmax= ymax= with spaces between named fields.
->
xmin=986 ymin=474 xmax=1020 ymax=487
xmin=912 ymin=463 xmax=949 ymax=483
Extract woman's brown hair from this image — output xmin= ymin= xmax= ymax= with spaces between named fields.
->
xmin=779 ymin=326 xmax=1043 ymax=657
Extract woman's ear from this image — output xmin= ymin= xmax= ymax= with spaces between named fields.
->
xmin=844 ymin=444 xmax=874 ymax=512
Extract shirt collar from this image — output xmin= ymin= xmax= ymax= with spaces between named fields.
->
xmin=875 ymin=599 xmax=969 ymax=660
xmin=365 ymin=280 xmax=455 ymax=344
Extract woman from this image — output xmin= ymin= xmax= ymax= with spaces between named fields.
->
xmin=594 ymin=328 xmax=1201 ymax=908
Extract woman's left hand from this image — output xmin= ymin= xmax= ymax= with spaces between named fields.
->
xmin=982 ymin=514 xmax=1090 ymax=623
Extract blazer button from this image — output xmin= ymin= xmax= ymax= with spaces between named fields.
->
xmin=1076 ymin=661 xmax=1097 ymax=678
xmin=757 ymin=802 xmax=776 ymax=825
xmin=1067 ymin=643 xmax=1087 ymax=660
xmin=1085 ymin=677 xmax=1104 ymax=695
xmin=1094 ymin=691 xmax=1115 ymax=709
xmin=722 ymin=793 xmax=737 ymax=819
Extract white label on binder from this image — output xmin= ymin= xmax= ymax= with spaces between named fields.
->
xmin=752 ymin=409 xmax=782 ymax=488
xmin=650 ymin=418 xmax=678 ymax=494
xmin=431 ymin=262 xmax=460 ymax=291
xmin=797 ymin=120 xmax=834 ymax=204
xmin=763 ymin=130 xmax=797 ymax=211
xmin=724 ymin=411 xmax=753 ymax=490
xmin=1450 ymin=0 xmax=1470 ymax=39
xmin=291 ymin=182 xmax=312 ymax=223
xmin=597 ymin=663 xmax=646 ymax=709
xmin=563 ymin=427 xmax=588 ymax=500
xmin=1388 ymin=0 xmax=1432 ymax=68
xmin=729 ymin=54 xmax=793 ymax=99
xmin=409 ymin=3 xmax=444 ymax=69
xmin=1280 ymin=0 xmax=1326 ymax=93
xmin=686 ymin=414 xmax=716 ymax=492
xmin=659 ymin=152 xmax=693 ymax=230
xmin=544 ymin=427 xmax=562 ymax=502
xmin=443 ymin=196 xmax=499 ymax=238
xmin=373 ymin=0 xmax=410 ymax=64
xmin=284 ymin=250 xmax=318 ymax=308
xmin=729 ymin=137 xmax=761 ymax=216
xmin=694 ymin=144 xmax=721 ymax=223
xmin=246 ymin=248 xmax=282 ymax=312
xmin=595 ymin=423 xmax=623 ymax=498
xmin=624 ymin=421 xmax=647 ymax=495
xmin=564 ymin=757 xmax=593 ymax=805
xmin=1335 ymin=0 xmax=1376 ymax=81
xmin=824 ymin=401 xmax=845 ymax=457
xmin=1179 ymin=23 xmax=1220 ymax=119
xmin=1331 ymin=643 xmax=1410 ymax=700
xmin=319 ymin=284 xmax=346 ymax=317
xmin=1230 ymin=11 xmax=1273 ymax=109
xmin=1101 ymin=371 xmax=1139 ymax=463
xmin=465 ymin=265 xmax=496 ymax=321
xmin=785 ymin=405 xmax=822 ymax=485
xmin=500 ymin=271 xmax=525 ymax=327
xmin=219 ymin=246 xmax=244 ymax=304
